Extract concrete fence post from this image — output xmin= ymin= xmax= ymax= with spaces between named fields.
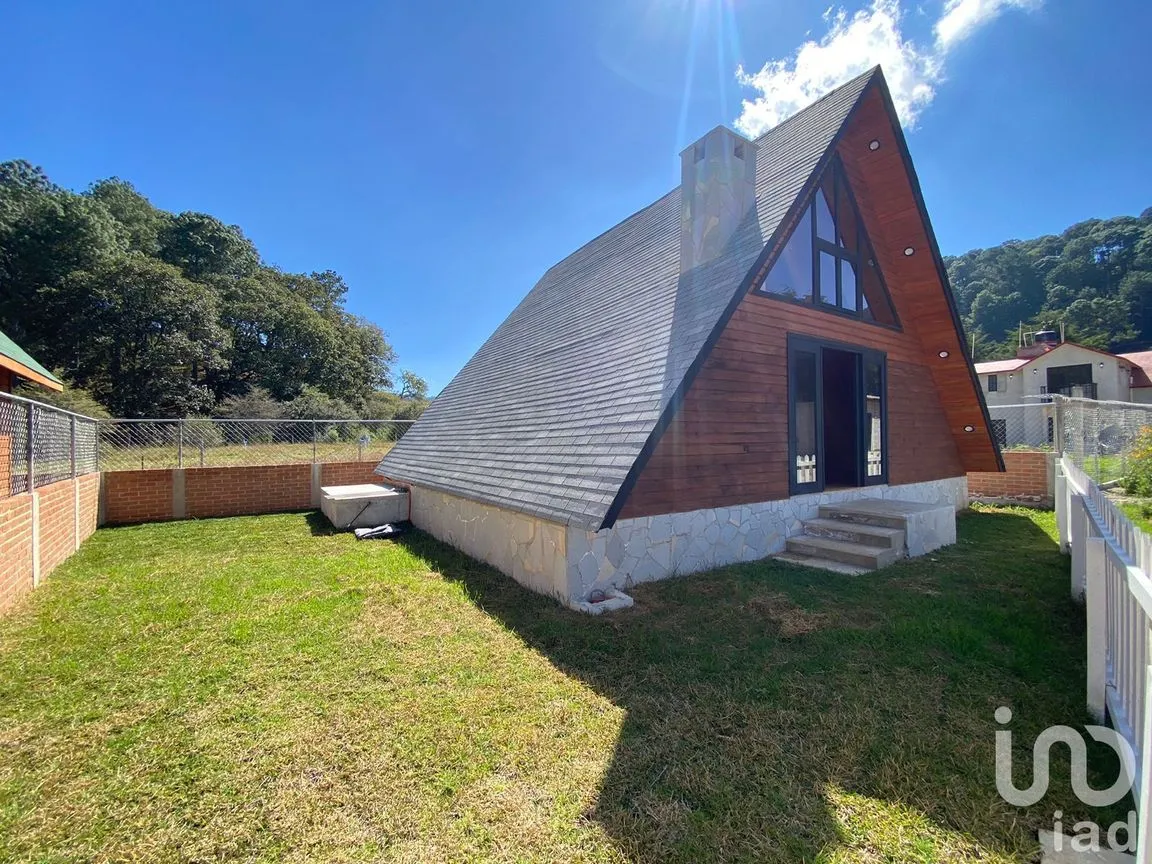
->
xmin=311 ymin=463 xmax=322 ymax=507
xmin=1094 ymin=402 xmax=1102 ymax=482
xmin=69 ymin=415 xmax=76 ymax=478
xmin=172 ymin=469 xmax=186 ymax=520
xmin=312 ymin=420 xmax=318 ymax=463
xmin=1085 ymin=535 xmax=1107 ymax=722
xmin=1070 ymin=493 xmax=1087 ymax=602
xmin=1053 ymin=397 xmax=1065 ymax=456
xmin=177 ymin=420 xmax=184 ymax=469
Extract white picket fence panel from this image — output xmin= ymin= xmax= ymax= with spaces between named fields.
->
xmin=1059 ymin=456 xmax=1152 ymax=857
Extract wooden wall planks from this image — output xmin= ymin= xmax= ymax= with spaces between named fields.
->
xmin=618 ymin=296 xmax=965 ymax=519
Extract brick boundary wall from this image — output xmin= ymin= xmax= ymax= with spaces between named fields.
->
xmin=185 ymin=465 xmax=312 ymax=519
xmin=101 ymin=469 xmax=175 ymax=526
xmin=0 ymin=473 xmax=101 ymax=615
xmin=967 ymin=450 xmax=1055 ymax=507
xmin=100 ymin=460 xmax=386 ymax=525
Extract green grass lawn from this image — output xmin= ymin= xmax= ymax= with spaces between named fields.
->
xmin=1118 ymin=500 xmax=1152 ymax=535
xmin=97 ymin=439 xmax=395 ymax=471
xmin=0 ymin=507 xmax=1129 ymax=862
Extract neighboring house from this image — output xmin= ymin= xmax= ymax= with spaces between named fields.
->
xmin=0 ymin=329 xmax=62 ymax=394
xmin=1118 ymin=350 xmax=1152 ymax=404
xmin=975 ymin=335 xmax=1152 ymax=447
xmin=376 ymin=67 xmax=1000 ymax=608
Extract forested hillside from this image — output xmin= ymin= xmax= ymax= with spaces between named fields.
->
xmin=946 ymin=207 xmax=1152 ymax=360
xmin=0 ymin=160 xmax=427 ymax=421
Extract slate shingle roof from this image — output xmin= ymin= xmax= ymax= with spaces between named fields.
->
xmin=377 ymin=68 xmax=878 ymax=530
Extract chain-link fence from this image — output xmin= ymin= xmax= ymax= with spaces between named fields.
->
xmin=0 ymin=391 xmax=100 ymax=498
xmin=1056 ymin=395 xmax=1152 ymax=487
xmin=1 ymin=391 xmax=416 ymax=496
xmin=97 ymin=418 xmax=414 ymax=471
xmin=986 ymin=402 xmax=1057 ymax=452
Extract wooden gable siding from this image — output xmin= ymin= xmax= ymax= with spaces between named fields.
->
xmin=835 ymin=83 xmax=999 ymax=473
xmin=616 ymin=296 xmax=963 ymax=519
xmin=616 ymin=79 xmax=995 ymax=521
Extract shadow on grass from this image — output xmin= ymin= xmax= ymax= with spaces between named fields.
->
xmin=304 ymin=510 xmax=337 ymax=536
xmin=397 ymin=508 xmax=1132 ymax=862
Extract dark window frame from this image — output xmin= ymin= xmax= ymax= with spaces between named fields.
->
xmin=757 ymin=155 xmax=901 ymax=331
xmin=988 ymin=374 xmax=998 ymax=392
xmin=787 ymin=333 xmax=889 ymax=495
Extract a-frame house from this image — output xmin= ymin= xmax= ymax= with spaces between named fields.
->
xmin=377 ymin=66 xmax=1001 ymax=610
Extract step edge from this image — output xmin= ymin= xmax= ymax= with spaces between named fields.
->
xmin=785 ymin=536 xmax=901 ymax=568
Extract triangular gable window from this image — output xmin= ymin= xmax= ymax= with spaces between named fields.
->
xmin=759 ymin=157 xmax=898 ymax=326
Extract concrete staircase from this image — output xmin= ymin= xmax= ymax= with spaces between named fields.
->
xmin=777 ymin=503 xmax=908 ymax=574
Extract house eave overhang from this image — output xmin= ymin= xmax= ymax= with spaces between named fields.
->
xmin=0 ymin=355 xmax=64 ymax=392
xmin=870 ymin=74 xmax=1005 ymax=473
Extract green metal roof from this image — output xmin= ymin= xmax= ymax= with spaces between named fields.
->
xmin=0 ymin=328 xmax=62 ymax=386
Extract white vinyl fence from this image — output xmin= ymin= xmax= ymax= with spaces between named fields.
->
xmin=1059 ymin=455 xmax=1152 ymax=854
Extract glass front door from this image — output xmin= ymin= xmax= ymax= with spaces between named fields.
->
xmin=787 ymin=336 xmax=887 ymax=494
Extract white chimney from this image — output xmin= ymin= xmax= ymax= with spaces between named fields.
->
xmin=680 ymin=127 xmax=758 ymax=273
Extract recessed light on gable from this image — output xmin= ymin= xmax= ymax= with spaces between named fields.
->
xmin=903 ymin=247 xmax=915 ymax=256
xmin=868 ymin=139 xmax=880 ymax=151
xmin=938 ymin=350 xmax=949 ymax=359
xmin=964 ymin=425 xmax=975 ymax=432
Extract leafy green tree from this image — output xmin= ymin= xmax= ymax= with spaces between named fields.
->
xmin=0 ymin=188 xmax=123 ymax=354
xmin=283 ymin=386 xmax=357 ymax=421
xmin=968 ymin=285 xmax=1031 ymax=342
xmin=398 ymin=370 xmax=429 ymax=400
xmin=86 ymin=178 xmax=167 ymax=255
xmin=214 ymin=386 xmax=284 ymax=419
xmin=1062 ymin=297 xmax=1137 ymax=349
xmin=15 ymin=379 xmax=111 ymax=419
xmin=946 ymin=205 xmax=1152 ymax=358
xmin=68 ymin=258 xmax=227 ymax=417
xmin=0 ymin=162 xmax=415 ymax=417
xmin=158 ymin=212 xmax=258 ymax=280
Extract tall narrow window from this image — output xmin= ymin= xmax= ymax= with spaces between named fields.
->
xmin=793 ymin=349 xmax=819 ymax=487
xmin=818 ymin=252 xmax=837 ymax=306
xmin=988 ymin=374 xmax=999 ymax=392
xmin=815 ymin=185 xmax=835 ymax=243
xmin=758 ymin=156 xmax=898 ymax=326
xmin=864 ymin=356 xmax=885 ymax=480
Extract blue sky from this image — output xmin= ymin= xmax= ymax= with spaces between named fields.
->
xmin=3 ymin=0 xmax=1150 ymax=393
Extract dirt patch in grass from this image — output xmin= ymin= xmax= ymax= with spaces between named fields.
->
xmin=745 ymin=591 xmax=829 ymax=637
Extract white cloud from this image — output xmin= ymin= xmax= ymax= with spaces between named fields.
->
xmin=734 ymin=0 xmax=1039 ymax=136
xmin=935 ymin=0 xmax=1039 ymax=50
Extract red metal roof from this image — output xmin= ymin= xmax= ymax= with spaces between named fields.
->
xmin=976 ymin=342 xmax=1135 ymax=379
xmin=974 ymin=358 xmax=1028 ymax=374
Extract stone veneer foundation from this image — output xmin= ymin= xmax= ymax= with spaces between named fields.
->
xmin=408 ymin=477 xmax=968 ymax=610
xmin=408 ymin=486 xmax=574 ymax=601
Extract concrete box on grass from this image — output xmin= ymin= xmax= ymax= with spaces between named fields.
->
xmin=320 ymin=484 xmax=409 ymax=530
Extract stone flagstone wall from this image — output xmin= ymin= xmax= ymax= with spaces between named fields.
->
xmin=565 ymin=476 xmax=968 ymax=601
xmin=409 ymin=476 xmax=967 ymax=610
xmin=409 ymin=486 xmax=573 ymax=602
